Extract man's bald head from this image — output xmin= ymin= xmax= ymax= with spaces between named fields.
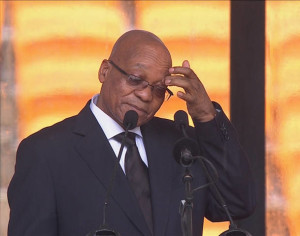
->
xmin=109 ymin=30 xmax=172 ymax=66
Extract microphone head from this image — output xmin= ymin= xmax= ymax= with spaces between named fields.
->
xmin=173 ymin=137 xmax=199 ymax=167
xmin=219 ymin=228 xmax=252 ymax=236
xmin=123 ymin=110 xmax=138 ymax=130
xmin=174 ymin=110 xmax=189 ymax=129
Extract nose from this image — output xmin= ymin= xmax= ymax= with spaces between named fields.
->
xmin=134 ymin=85 xmax=153 ymax=102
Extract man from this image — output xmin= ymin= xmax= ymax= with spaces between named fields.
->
xmin=8 ymin=30 xmax=255 ymax=236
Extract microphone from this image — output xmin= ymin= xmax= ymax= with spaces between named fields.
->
xmin=173 ymin=111 xmax=252 ymax=236
xmin=86 ymin=110 xmax=138 ymax=236
xmin=174 ymin=110 xmax=189 ymax=134
xmin=173 ymin=110 xmax=199 ymax=167
xmin=123 ymin=110 xmax=138 ymax=130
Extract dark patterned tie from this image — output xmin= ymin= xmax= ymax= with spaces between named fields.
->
xmin=114 ymin=132 xmax=153 ymax=235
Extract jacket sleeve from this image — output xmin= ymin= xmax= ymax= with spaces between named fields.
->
xmin=193 ymin=102 xmax=256 ymax=222
xmin=7 ymin=137 xmax=58 ymax=236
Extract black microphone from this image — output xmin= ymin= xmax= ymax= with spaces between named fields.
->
xmin=86 ymin=110 xmax=138 ymax=236
xmin=174 ymin=110 xmax=189 ymax=132
xmin=173 ymin=110 xmax=199 ymax=167
xmin=173 ymin=111 xmax=252 ymax=236
xmin=123 ymin=110 xmax=138 ymax=130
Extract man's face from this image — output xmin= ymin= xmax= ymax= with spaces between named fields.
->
xmin=98 ymin=48 xmax=171 ymax=127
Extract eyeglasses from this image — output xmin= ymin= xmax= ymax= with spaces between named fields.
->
xmin=107 ymin=60 xmax=173 ymax=101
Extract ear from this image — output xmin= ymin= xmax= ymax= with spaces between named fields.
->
xmin=98 ymin=59 xmax=110 ymax=83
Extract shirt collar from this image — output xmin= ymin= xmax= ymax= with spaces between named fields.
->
xmin=90 ymin=94 xmax=142 ymax=139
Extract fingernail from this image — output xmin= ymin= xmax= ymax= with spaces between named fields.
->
xmin=177 ymin=91 xmax=183 ymax=97
xmin=169 ymin=68 xmax=174 ymax=73
xmin=165 ymin=78 xmax=171 ymax=85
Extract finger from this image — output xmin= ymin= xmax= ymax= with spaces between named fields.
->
xmin=177 ymin=90 xmax=193 ymax=101
xmin=164 ymin=75 xmax=192 ymax=89
xmin=182 ymin=60 xmax=190 ymax=68
xmin=164 ymin=73 xmax=203 ymax=91
xmin=169 ymin=66 xmax=196 ymax=78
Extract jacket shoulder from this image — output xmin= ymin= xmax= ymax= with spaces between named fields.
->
xmin=19 ymin=115 xmax=78 ymax=151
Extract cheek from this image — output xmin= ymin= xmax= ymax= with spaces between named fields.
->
xmin=112 ymin=86 xmax=135 ymax=118
xmin=143 ymin=99 xmax=164 ymax=122
xmin=101 ymin=80 xmax=128 ymax=114
xmin=110 ymin=81 xmax=131 ymax=103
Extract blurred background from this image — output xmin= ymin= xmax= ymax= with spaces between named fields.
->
xmin=1 ymin=1 xmax=299 ymax=235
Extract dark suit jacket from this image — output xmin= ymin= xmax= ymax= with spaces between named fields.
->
xmin=8 ymin=101 xmax=255 ymax=236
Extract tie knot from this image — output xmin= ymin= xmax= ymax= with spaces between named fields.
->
xmin=114 ymin=132 xmax=136 ymax=147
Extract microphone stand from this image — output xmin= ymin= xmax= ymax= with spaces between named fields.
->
xmin=179 ymin=166 xmax=194 ymax=236
xmin=94 ymin=131 xmax=128 ymax=236
xmin=173 ymin=135 xmax=200 ymax=236
xmin=86 ymin=130 xmax=127 ymax=236
xmin=173 ymin=110 xmax=252 ymax=236
xmin=87 ymin=110 xmax=138 ymax=236
xmin=173 ymin=110 xmax=199 ymax=236
xmin=176 ymin=143 xmax=253 ymax=236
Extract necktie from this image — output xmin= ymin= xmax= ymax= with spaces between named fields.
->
xmin=114 ymin=132 xmax=153 ymax=235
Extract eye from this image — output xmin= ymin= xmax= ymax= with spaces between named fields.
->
xmin=127 ymin=75 xmax=143 ymax=86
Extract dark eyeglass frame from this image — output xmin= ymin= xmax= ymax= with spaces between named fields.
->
xmin=107 ymin=59 xmax=173 ymax=101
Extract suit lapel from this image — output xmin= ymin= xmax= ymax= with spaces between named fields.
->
xmin=142 ymin=120 xmax=174 ymax=236
xmin=72 ymin=102 xmax=151 ymax=235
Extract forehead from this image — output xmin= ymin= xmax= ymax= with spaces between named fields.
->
xmin=113 ymin=41 xmax=172 ymax=82
xmin=126 ymin=50 xmax=170 ymax=73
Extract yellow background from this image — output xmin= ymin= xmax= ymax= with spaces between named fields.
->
xmin=1 ymin=1 xmax=300 ymax=235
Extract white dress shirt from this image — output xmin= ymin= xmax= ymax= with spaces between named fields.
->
xmin=90 ymin=94 xmax=148 ymax=173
